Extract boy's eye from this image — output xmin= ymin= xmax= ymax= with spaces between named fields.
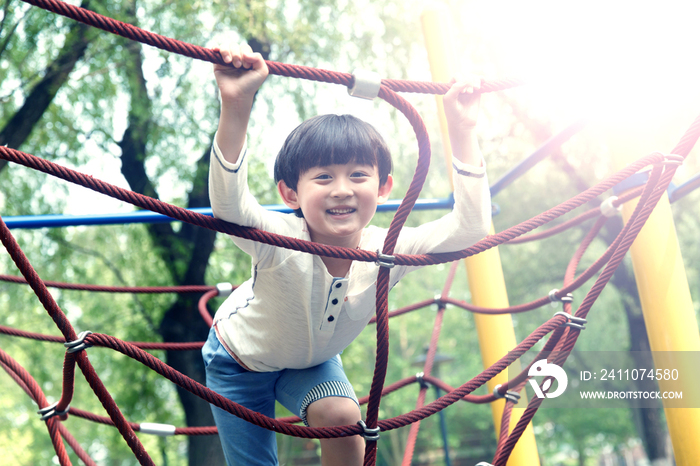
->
xmin=314 ymin=174 xmax=331 ymax=180
xmin=351 ymin=172 xmax=368 ymax=178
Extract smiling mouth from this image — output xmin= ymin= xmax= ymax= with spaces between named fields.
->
xmin=327 ymin=208 xmax=356 ymax=215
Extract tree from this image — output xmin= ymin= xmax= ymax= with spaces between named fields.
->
xmin=0 ymin=0 xmax=95 ymax=172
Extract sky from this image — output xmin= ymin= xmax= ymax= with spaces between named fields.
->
xmin=461 ymin=0 xmax=700 ymax=127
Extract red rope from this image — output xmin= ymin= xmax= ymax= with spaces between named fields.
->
xmin=401 ymin=261 xmax=459 ymax=465
xmin=0 ymin=215 xmax=156 ymax=465
xmin=0 ymin=273 xmax=215 ymax=293
xmin=2 ymin=143 xmax=695 ymax=465
xmin=492 ymin=161 xmax=675 ymax=464
xmin=197 ymin=289 xmax=217 ymax=327
xmin=0 ymin=152 xmax=688 ymax=462
xmin=26 ymin=315 xmax=562 ymax=440
xmin=401 ymin=307 xmax=446 ymax=465
xmin=0 ymin=347 xmax=79 ymax=465
xmin=0 ymin=325 xmax=205 ymax=350
xmin=504 ymin=188 xmax=640 ymax=245
xmin=0 ymin=145 xmax=665 ymax=268
xmin=20 ymin=0 xmax=522 ymax=96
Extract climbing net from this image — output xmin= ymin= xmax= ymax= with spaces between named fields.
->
xmin=2 ymin=0 xmax=700 ymax=465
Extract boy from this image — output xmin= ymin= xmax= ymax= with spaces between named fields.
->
xmin=203 ymin=42 xmax=490 ymax=465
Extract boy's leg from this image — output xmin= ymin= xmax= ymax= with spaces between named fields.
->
xmin=306 ymin=396 xmax=364 ymax=466
xmin=276 ymin=354 xmax=364 ymax=466
xmin=203 ymin=328 xmax=280 ymax=466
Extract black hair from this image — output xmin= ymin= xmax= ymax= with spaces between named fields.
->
xmin=274 ymin=115 xmax=393 ymax=213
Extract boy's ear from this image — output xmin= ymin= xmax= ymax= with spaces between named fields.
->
xmin=277 ymin=180 xmax=300 ymax=210
xmin=376 ymin=174 xmax=393 ymax=204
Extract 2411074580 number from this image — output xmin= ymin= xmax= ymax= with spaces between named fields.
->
xmin=585 ymin=368 xmax=680 ymax=381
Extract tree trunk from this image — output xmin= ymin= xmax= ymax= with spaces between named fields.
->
xmin=116 ymin=4 xmax=223 ymax=462
xmin=0 ymin=0 xmax=93 ymax=172
xmin=116 ymin=2 xmax=273 ymax=461
xmin=159 ymin=143 xmax=221 ymax=466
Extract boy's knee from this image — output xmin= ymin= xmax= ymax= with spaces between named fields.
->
xmin=306 ymin=396 xmax=361 ymax=428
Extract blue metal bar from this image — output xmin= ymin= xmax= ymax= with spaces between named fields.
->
xmin=669 ymin=171 xmax=700 ymax=203
xmin=7 ymin=119 xmax=595 ymax=232
xmin=489 ymin=119 xmax=587 ymax=198
xmin=2 ymin=119 xmax=588 ymax=231
xmin=3 ymin=197 xmax=455 ymax=230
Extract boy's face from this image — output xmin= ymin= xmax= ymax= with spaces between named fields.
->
xmin=278 ymin=163 xmax=393 ymax=248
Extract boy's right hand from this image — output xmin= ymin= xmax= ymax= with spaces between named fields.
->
xmin=214 ymin=42 xmax=269 ymax=103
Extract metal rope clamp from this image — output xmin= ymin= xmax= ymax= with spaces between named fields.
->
xmin=415 ymin=371 xmax=429 ymax=389
xmin=493 ymin=384 xmax=521 ymax=404
xmin=64 ymin=330 xmax=93 ymax=353
xmin=553 ymin=311 xmax=587 ymax=330
xmin=600 ymin=196 xmax=621 ymax=218
xmin=661 ymin=153 xmax=684 ymax=167
xmin=347 ymin=69 xmax=381 ymax=100
xmin=434 ymin=295 xmax=446 ymax=310
xmin=38 ymin=402 xmax=70 ymax=421
xmin=139 ymin=422 xmax=177 ymax=436
xmin=375 ymin=250 xmax=395 ymax=269
xmin=357 ymin=419 xmax=381 ymax=441
xmin=548 ymin=289 xmax=573 ymax=308
xmin=216 ymin=282 xmax=234 ymax=298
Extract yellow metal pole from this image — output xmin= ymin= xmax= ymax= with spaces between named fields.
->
xmin=421 ymin=7 xmax=540 ymax=466
xmin=605 ymin=115 xmax=700 ymax=466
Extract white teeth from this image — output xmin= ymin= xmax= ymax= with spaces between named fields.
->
xmin=328 ymin=208 xmax=355 ymax=214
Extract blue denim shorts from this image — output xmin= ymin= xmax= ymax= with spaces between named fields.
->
xmin=202 ymin=326 xmax=358 ymax=465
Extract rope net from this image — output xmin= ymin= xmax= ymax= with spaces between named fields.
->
xmin=2 ymin=1 xmax=700 ymax=465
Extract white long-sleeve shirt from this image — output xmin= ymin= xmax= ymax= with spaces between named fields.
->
xmin=209 ymin=139 xmax=491 ymax=372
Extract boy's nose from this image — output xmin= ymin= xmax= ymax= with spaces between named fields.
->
xmin=331 ymin=179 xmax=353 ymax=198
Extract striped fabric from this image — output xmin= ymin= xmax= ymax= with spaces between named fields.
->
xmin=300 ymin=381 xmax=359 ymax=426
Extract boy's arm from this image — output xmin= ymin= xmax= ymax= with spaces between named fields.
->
xmin=389 ymin=77 xmax=490 ymax=262
xmin=443 ymin=78 xmax=483 ymax=167
xmin=213 ymin=42 xmax=269 ymax=164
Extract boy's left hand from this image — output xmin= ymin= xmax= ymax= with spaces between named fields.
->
xmin=443 ymin=77 xmax=482 ymax=129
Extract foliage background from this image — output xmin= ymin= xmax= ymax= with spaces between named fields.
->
xmin=2 ymin=0 xmax=700 ymax=465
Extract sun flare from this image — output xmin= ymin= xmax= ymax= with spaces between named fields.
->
xmin=455 ymin=0 xmax=700 ymax=128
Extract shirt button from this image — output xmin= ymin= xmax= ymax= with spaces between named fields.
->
xmin=335 ymin=282 xmax=342 ymax=288
xmin=328 ymin=315 xmax=335 ymax=322
xmin=332 ymin=298 xmax=338 ymax=305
